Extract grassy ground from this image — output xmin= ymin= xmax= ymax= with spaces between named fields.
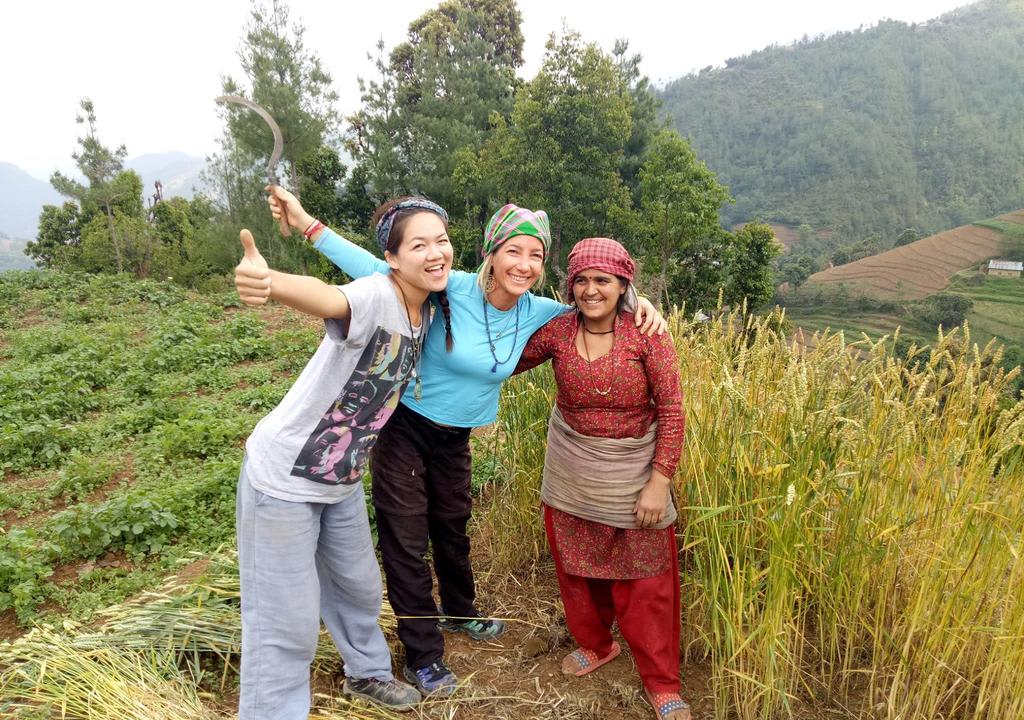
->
xmin=0 ymin=270 xmax=319 ymax=629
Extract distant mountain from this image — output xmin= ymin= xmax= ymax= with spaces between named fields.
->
xmin=126 ymin=152 xmax=206 ymax=200
xmin=0 ymin=153 xmax=206 ymax=241
xmin=659 ymin=0 xmax=1024 ymax=246
xmin=0 ymin=163 xmax=61 ymax=239
xmin=0 ymin=232 xmax=35 ymax=272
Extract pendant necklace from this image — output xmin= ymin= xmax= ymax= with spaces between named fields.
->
xmin=391 ymin=277 xmax=426 ymax=400
xmin=580 ymin=314 xmax=614 ymax=396
xmin=483 ymin=294 xmax=520 ymax=373
xmin=491 ymin=309 xmax=518 ymax=338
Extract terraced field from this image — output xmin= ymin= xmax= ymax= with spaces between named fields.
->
xmin=996 ymin=209 xmax=1024 ymax=225
xmin=789 ymin=272 xmax=1024 ymax=346
xmin=805 ymin=221 xmax=1010 ymax=299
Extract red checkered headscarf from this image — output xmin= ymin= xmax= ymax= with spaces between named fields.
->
xmin=566 ymin=237 xmax=636 ymax=299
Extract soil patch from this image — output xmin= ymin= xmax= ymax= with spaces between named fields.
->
xmin=0 ymin=610 xmax=21 ymax=643
xmin=259 ymin=304 xmax=323 ymax=334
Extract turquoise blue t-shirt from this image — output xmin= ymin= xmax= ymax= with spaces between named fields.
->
xmin=315 ymin=229 xmax=568 ymax=427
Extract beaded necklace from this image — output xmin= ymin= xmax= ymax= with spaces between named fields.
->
xmin=482 ymin=295 xmax=521 ymax=373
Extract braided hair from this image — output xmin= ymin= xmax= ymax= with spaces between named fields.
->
xmin=435 ymin=290 xmax=454 ymax=352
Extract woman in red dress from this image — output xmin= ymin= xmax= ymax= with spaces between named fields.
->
xmin=516 ymin=238 xmax=690 ymax=720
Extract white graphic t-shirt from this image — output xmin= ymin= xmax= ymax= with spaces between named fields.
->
xmin=244 ymin=273 xmax=425 ymax=503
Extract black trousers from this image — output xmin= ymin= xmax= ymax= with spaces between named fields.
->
xmin=370 ymin=402 xmax=476 ymax=669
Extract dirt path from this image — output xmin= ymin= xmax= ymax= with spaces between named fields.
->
xmin=314 ymin=558 xmax=717 ymax=720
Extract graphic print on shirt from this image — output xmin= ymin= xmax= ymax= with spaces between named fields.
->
xmin=291 ymin=326 xmax=414 ymax=484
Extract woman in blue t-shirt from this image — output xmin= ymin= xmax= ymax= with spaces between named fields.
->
xmin=260 ymin=188 xmax=665 ymax=696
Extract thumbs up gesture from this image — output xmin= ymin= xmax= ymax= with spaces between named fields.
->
xmin=235 ymin=229 xmax=272 ymax=305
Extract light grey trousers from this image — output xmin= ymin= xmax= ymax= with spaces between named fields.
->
xmin=236 ymin=463 xmax=393 ymax=720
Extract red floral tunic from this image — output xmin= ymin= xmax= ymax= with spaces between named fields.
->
xmin=517 ymin=312 xmax=685 ymax=578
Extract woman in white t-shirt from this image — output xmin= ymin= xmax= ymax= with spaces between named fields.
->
xmin=231 ymin=198 xmax=453 ymax=720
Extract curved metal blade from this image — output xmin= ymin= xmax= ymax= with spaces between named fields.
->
xmin=215 ymin=94 xmax=284 ymax=185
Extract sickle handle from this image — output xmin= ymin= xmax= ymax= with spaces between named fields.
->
xmin=277 ymin=206 xmax=291 ymax=237
xmin=267 ymin=181 xmax=291 ymax=237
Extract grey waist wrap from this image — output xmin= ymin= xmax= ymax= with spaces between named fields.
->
xmin=540 ymin=406 xmax=676 ymax=530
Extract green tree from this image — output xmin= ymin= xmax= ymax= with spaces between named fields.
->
xmin=915 ymin=293 xmax=973 ymax=330
xmin=894 ymin=227 xmax=920 ymax=247
xmin=212 ymin=0 xmax=338 ymax=273
xmin=347 ymin=0 xmax=523 ymax=232
xmin=346 ymin=39 xmax=409 ymax=202
xmin=728 ymin=222 xmax=781 ymax=308
xmin=613 ymin=39 xmax=662 ymax=204
xmin=30 ymin=100 xmax=231 ymax=283
xmin=49 ymin=99 xmax=133 ymax=272
xmin=831 ymin=245 xmax=853 ymax=266
xmin=337 ymin=163 xmax=377 ymax=232
xmin=76 ymin=212 xmax=145 ymax=274
xmin=638 ymin=128 xmax=731 ymax=307
xmin=296 ymin=145 xmax=345 ymax=227
xmin=797 ymin=224 xmax=816 ymax=245
xmin=221 ymin=0 xmax=338 ymax=194
xmin=26 ymin=202 xmax=80 ymax=267
xmin=480 ymin=29 xmax=634 ymax=281
xmin=777 ymin=252 xmax=816 ymax=288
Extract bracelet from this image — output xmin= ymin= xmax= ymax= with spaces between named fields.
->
xmin=302 ymin=219 xmax=326 ymax=240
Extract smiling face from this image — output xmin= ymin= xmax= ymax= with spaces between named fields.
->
xmin=572 ymin=269 xmax=627 ymax=326
xmin=487 ymin=234 xmax=545 ymax=304
xmin=384 ymin=211 xmax=453 ymax=293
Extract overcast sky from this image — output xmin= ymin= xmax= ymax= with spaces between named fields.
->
xmin=3 ymin=0 xmax=970 ymax=180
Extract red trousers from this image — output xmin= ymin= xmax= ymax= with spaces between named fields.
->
xmin=545 ymin=507 xmax=681 ymax=694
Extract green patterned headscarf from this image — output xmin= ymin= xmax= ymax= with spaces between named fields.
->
xmin=482 ymin=204 xmax=551 ymax=256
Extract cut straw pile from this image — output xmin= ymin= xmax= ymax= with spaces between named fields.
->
xmin=0 ymin=551 xmax=399 ymax=719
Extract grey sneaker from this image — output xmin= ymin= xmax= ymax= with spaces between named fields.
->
xmin=342 ymin=676 xmax=420 ymax=712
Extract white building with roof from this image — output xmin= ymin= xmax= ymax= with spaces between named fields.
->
xmin=986 ymin=259 xmax=1023 ymax=278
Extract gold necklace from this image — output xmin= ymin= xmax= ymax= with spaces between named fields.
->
xmin=580 ymin=315 xmax=614 ymax=396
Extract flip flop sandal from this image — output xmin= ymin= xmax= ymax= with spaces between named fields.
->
xmin=561 ymin=641 xmax=621 ymax=677
xmin=646 ymin=690 xmax=692 ymax=720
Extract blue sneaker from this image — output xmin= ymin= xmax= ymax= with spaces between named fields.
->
xmin=402 ymin=661 xmax=458 ymax=696
xmin=438 ymin=614 xmax=506 ymax=640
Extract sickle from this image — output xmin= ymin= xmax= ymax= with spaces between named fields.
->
xmin=215 ymin=94 xmax=291 ymax=236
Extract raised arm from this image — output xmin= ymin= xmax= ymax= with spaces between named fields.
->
xmin=267 ymin=185 xmax=388 ymax=279
xmin=235 ymin=229 xmax=350 ymax=322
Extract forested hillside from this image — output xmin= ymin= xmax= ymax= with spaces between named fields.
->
xmin=661 ymin=0 xmax=1024 ymax=244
